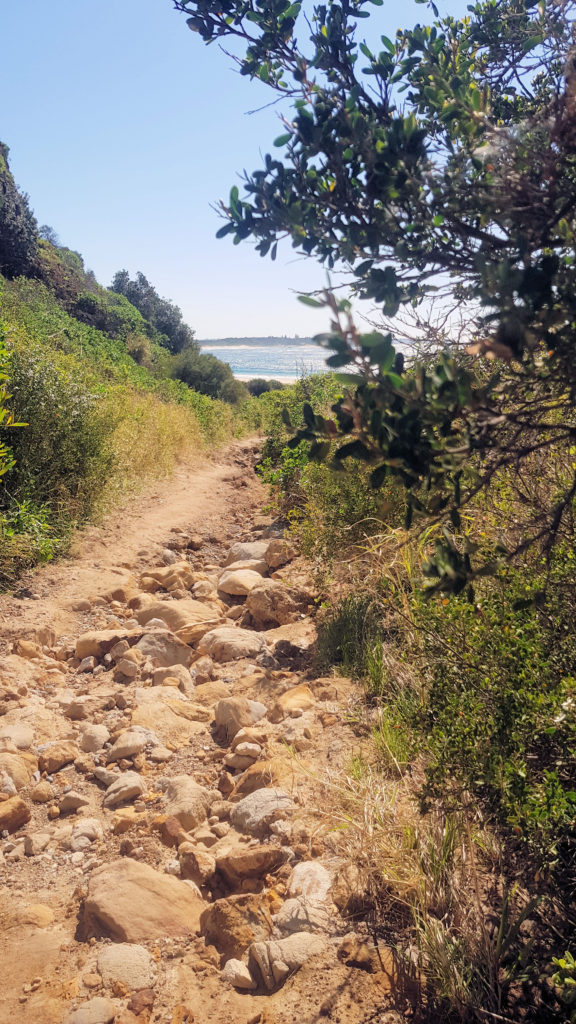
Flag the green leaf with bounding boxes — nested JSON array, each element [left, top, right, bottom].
[[302, 402, 315, 427], [334, 372, 362, 385], [326, 353, 352, 368], [309, 440, 331, 460], [370, 464, 388, 487], [335, 439, 371, 461], [298, 295, 325, 308], [274, 133, 292, 147], [229, 186, 240, 216]]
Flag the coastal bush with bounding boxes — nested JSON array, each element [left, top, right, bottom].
[[0, 283, 245, 584], [0, 143, 38, 278]]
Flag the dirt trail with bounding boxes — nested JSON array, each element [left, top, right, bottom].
[[0, 440, 265, 645], [0, 440, 411, 1024]]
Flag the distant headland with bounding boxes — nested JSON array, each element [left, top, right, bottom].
[[198, 336, 315, 347]]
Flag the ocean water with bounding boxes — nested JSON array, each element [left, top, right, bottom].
[[201, 342, 329, 382]]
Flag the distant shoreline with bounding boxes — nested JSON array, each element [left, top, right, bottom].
[[198, 336, 315, 348]]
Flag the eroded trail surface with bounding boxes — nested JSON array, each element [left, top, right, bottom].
[[0, 441, 409, 1024]]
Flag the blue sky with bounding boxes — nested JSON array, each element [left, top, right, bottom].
[[2, 0, 466, 338]]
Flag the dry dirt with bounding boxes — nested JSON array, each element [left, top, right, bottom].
[[0, 440, 416, 1024]]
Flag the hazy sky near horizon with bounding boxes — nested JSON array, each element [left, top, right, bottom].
[[2, 0, 466, 338]]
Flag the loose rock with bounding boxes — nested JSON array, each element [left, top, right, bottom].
[[230, 788, 294, 837], [83, 858, 205, 941], [97, 943, 154, 990], [103, 771, 147, 809], [221, 958, 257, 990]]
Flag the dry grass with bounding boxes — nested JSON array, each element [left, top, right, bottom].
[[93, 389, 207, 515], [303, 732, 538, 1023]]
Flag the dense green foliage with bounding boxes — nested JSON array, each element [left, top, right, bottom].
[[175, 0, 576, 589], [0, 143, 38, 278], [169, 345, 248, 403], [257, 383, 576, 1018], [0, 269, 249, 582], [110, 269, 197, 355], [246, 378, 285, 397]]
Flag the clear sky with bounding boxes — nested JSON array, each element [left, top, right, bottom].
[[1, 0, 467, 338]]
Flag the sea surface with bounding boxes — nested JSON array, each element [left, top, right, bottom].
[[201, 342, 329, 382]]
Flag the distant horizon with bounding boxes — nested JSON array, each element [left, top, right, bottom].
[[198, 334, 315, 344]]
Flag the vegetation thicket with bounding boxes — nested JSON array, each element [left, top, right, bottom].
[[173, 0, 576, 1016], [0, 142, 276, 583]]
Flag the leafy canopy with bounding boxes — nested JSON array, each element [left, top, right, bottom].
[[174, 0, 576, 591], [0, 142, 38, 278]]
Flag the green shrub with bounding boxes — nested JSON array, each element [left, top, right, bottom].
[[412, 561, 576, 868], [316, 592, 384, 678], [4, 340, 114, 520]]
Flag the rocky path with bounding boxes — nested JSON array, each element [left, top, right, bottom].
[[0, 441, 411, 1024]]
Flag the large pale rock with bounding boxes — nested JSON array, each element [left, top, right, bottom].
[[0, 750, 37, 790], [106, 728, 156, 763], [138, 561, 195, 590], [229, 759, 291, 802], [152, 665, 194, 694], [134, 631, 193, 668], [269, 683, 315, 722], [250, 932, 328, 989], [214, 697, 267, 741], [60, 790, 90, 813], [178, 842, 216, 886], [216, 844, 284, 887], [273, 895, 334, 935], [61, 687, 117, 721], [264, 619, 317, 663], [103, 771, 147, 808], [65, 997, 117, 1024], [224, 540, 269, 567], [175, 619, 224, 646], [198, 627, 268, 663], [230, 788, 294, 837], [97, 943, 154, 990], [135, 599, 214, 631], [279, 714, 315, 751], [221, 958, 257, 990], [83, 858, 205, 940], [0, 794, 31, 832], [31, 779, 54, 803], [192, 679, 229, 705], [265, 538, 297, 569], [71, 818, 104, 850], [131, 688, 207, 747], [24, 830, 52, 856], [289, 861, 332, 901], [81, 724, 111, 753], [218, 569, 264, 597], [225, 558, 268, 575], [246, 580, 311, 629], [38, 740, 79, 774], [163, 775, 211, 831], [200, 893, 272, 959], [76, 629, 139, 661], [0, 722, 34, 748]]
